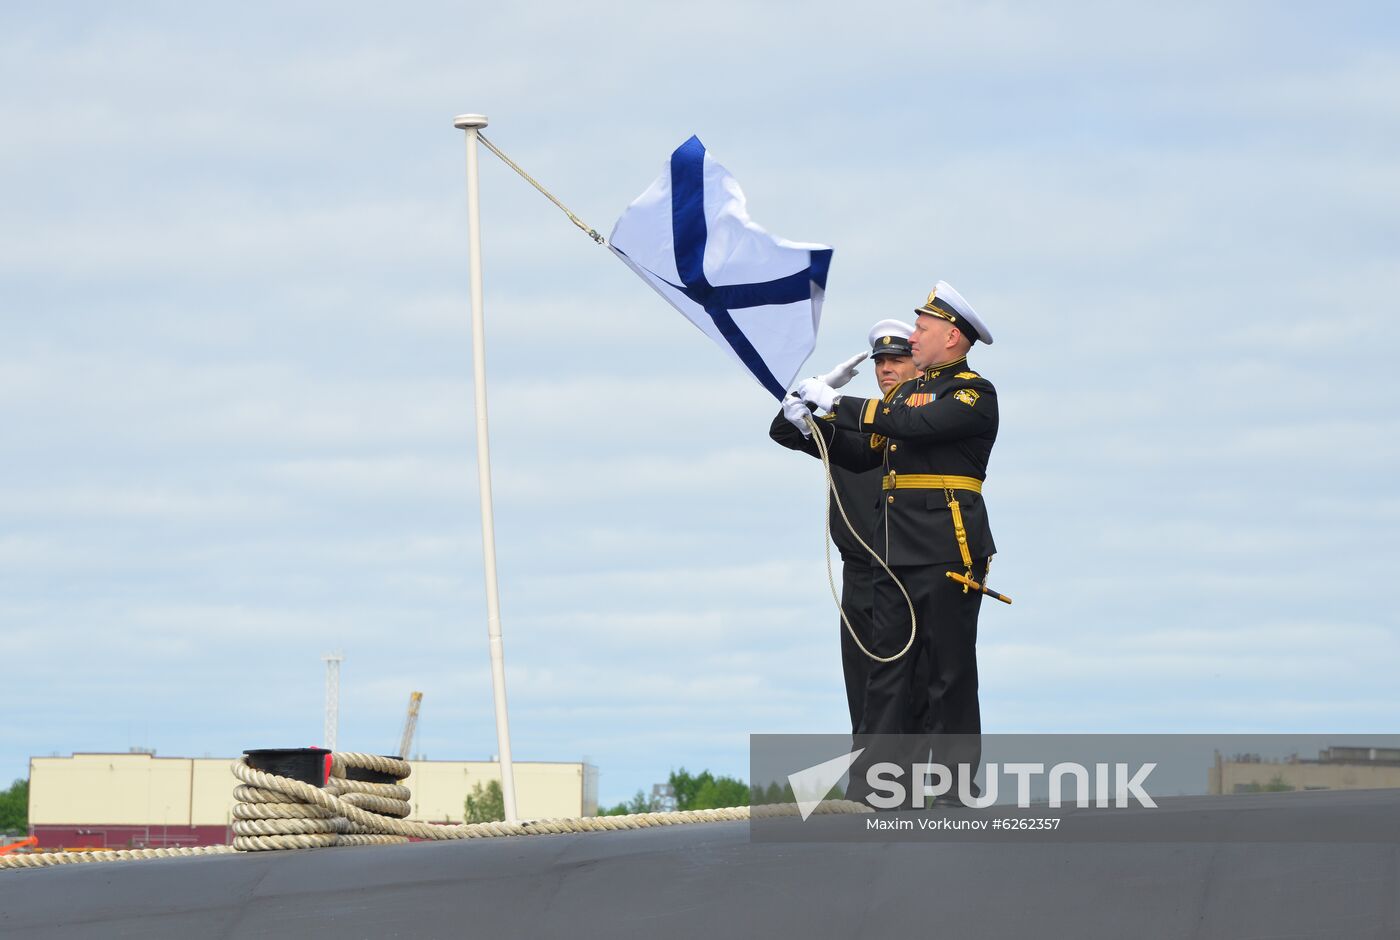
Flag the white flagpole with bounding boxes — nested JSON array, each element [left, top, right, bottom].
[[453, 112, 519, 824]]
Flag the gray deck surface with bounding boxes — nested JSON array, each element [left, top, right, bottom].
[[2, 790, 1398, 939]]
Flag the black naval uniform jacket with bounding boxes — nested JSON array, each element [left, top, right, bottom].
[[816, 356, 997, 567], [768, 411, 882, 562]]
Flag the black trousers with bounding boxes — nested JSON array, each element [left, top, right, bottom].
[[846, 558, 988, 803], [838, 558, 873, 734], [840, 559, 933, 736]]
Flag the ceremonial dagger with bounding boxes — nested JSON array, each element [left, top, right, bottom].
[[945, 571, 1013, 605]]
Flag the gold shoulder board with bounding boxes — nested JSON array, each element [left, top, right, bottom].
[[954, 388, 980, 407]]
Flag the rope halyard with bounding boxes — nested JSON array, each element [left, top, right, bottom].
[[804, 414, 919, 663], [476, 133, 607, 245], [0, 752, 869, 869]]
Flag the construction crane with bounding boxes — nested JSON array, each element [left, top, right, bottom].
[[396, 692, 423, 759]]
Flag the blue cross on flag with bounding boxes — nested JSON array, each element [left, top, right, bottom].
[[609, 136, 833, 400]]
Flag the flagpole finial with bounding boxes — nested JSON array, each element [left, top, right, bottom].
[[453, 113, 489, 129]]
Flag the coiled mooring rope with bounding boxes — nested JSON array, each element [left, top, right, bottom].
[[0, 751, 870, 869]]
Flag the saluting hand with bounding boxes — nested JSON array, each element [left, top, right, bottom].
[[818, 351, 869, 389]]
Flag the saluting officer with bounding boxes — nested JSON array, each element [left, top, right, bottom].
[[792, 281, 998, 801], [768, 320, 923, 734]]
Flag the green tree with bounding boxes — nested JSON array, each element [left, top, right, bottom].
[[670, 768, 749, 810], [463, 779, 505, 823], [598, 789, 659, 816], [691, 776, 750, 809], [594, 768, 755, 817], [752, 780, 800, 805], [0, 778, 27, 833], [669, 768, 711, 810]]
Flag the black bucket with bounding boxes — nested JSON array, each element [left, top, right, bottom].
[[344, 755, 403, 784], [244, 748, 332, 786]]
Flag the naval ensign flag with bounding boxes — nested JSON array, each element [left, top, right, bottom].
[[609, 136, 833, 399]]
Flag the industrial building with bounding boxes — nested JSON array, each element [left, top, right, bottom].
[[1209, 745, 1400, 794], [27, 752, 599, 850]]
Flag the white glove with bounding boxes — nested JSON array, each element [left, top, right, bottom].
[[818, 351, 869, 389], [782, 394, 813, 437], [794, 377, 838, 412]]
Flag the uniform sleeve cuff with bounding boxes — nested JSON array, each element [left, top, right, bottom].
[[833, 397, 876, 431]]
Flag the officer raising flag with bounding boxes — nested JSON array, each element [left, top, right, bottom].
[[454, 122, 1009, 808], [769, 320, 930, 735], [792, 281, 1002, 803]]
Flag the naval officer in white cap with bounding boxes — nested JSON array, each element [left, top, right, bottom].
[[770, 319, 924, 733], [791, 281, 1001, 804]]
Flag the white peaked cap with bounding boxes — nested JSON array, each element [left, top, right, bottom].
[[866, 318, 915, 348], [918, 280, 994, 345]]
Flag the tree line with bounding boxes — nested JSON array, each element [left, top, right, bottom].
[[463, 768, 804, 822]]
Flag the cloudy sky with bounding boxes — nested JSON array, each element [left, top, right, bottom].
[[3, 1, 1397, 805]]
